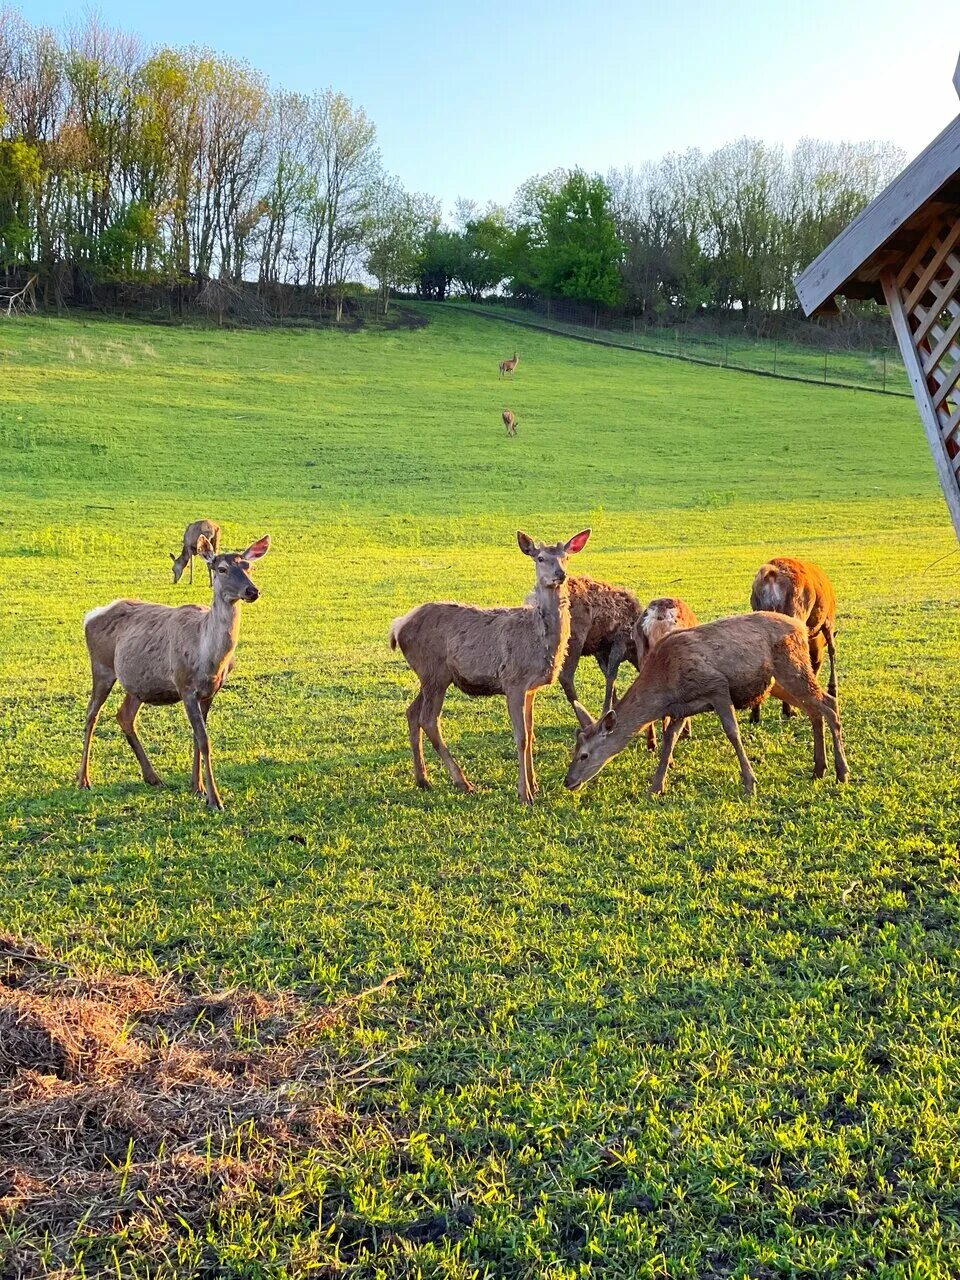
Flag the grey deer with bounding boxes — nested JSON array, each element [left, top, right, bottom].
[[390, 529, 591, 805], [78, 534, 270, 810]]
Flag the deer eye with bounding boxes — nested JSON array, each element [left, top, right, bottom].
[[580, 752, 589, 761], [218, 566, 227, 574]]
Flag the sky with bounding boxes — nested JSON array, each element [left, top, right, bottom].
[[25, 0, 960, 214]]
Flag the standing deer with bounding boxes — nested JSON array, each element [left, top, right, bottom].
[[171, 519, 221, 585], [502, 409, 518, 436], [390, 529, 591, 805], [634, 596, 700, 751], [546, 576, 644, 729], [499, 351, 520, 377], [749, 557, 837, 722], [565, 612, 849, 798], [78, 535, 270, 810]]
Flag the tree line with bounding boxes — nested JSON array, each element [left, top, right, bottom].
[[0, 8, 905, 318]]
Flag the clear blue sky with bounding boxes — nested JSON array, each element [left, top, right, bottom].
[[27, 0, 960, 213]]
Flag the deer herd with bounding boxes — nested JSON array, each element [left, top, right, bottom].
[[76, 347, 849, 811]]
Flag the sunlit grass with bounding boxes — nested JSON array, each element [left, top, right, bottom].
[[0, 308, 959, 1277]]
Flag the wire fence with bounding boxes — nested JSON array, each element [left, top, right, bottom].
[[436, 298, 910, 398]]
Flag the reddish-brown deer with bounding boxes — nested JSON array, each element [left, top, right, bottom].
[[171, 519, 221, 585], [390, 529, 591, 805], [502, 409, 518, 436], [565, 612, 849, 798], [78, 535, 270, 810], [499, 351, 520, 377], [749, 557, 837, 722]]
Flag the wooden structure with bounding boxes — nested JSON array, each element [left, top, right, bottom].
[[795, 77, 960, 541]]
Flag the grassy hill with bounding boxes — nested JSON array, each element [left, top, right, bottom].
[[1, 308, 958, 1277]]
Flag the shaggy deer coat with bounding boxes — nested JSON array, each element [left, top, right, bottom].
[[564, 611, 849, 797], [548, 575, 644, 728], [749, 557, 837, 721], [390, 530, 590, 805]]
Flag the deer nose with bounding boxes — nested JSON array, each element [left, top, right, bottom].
[[245, 586, 260, 602]]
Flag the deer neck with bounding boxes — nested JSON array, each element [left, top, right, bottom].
[[201, 593, 243, 672], [533, 579, 571, 676], [605, 670, 665, 754]]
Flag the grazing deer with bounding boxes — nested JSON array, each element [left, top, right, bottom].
[[544, 576, 644, 729], [749, 558, 837, 722], [78, 535, 270, 810], [565, 612, 849, 798], [171, 519, 221, 585], [390, 529, 591, 805], [503, 409, 518, 436], [499, 351, 520, 377], [634, 596, 700, 751]]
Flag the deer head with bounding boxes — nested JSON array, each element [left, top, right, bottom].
[[197, 535, 271, 604]]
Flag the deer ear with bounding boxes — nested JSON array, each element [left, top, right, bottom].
[[243, 534, 271, 562], [565, 528, 591, 555], [517, 531, 536, 557], [195, 535, 215, 563], [600, 708, 617, 733]]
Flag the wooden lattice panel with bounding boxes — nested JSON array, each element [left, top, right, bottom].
[[882, 220, 960, 539]]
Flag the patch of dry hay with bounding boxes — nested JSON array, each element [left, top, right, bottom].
[[0, 935, 394, 1274]]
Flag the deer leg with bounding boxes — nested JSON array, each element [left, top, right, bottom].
[[713, 699, 758, 795], [523, 689, 538, 795], [649, 716, 685, 795], [420, 684, 473, 794], [559, 643, 592, 729], [406, 690, 430, 789], [507, 689, 533, 806], [77, 669, 115, 789], [679, 716, 692, 740], [822, 623, 838, 699], [184, 692, 222, 810], [776, 670, 849, 784], [117, 692, 164, 786], [646, 722, 658, 753], [189, 554, 194, 585], [602, 642, 624, 716], [750, 700, 762, 724], [191, 697, 212, 795]]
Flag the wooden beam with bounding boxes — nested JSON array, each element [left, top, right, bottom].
[[883, 270, 960, 541], [896, 218, 946, 288], [903, 221, 960, 312]]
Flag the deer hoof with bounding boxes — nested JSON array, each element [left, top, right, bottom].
[[206, 796, 225, 812], [415, 777, 432, 790], [456, 779, 475, 795], [77, 775, 91, 790], [144, 775, 164, 788]]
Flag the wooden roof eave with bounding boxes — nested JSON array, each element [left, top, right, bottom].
[[794, 112, 960, 316]]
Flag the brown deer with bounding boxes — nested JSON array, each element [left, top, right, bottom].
[[565, 612, 849, 797], [77, 535, 270, 810], [499, 351, 520, 377], [390, 529, 591, 805], [171, 519, 221, 585], [544, 576, 644, 729], [749, 557, 837, 722], [634, 596, 700, 751], [502, 409, 518, 436]]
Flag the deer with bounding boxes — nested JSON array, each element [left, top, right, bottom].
[[633, 596, 700, 752], [171, 519, 221, 585], [499, 351, 520, 378], [540, 576, 644, 730], [502, 409, 518, 436], [564, 612, 849, 798], [749, 558, 837, 723], [389, 529, 591, 806], [77, 535, 270, 811]]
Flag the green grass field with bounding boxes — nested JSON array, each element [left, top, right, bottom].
[[1, 308, 959, 1278]]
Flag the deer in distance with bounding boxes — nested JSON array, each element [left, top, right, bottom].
[[565, 611, 849, 798], [171, 519, 221, 584], [499, 351, 520, 377], [502, 409, 518, 436], [749, 557, 837, 722], [390, 529, 591, 806], [78, 534, 270, 810]]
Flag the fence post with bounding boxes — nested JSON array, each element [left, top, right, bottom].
[[882, 350, 886, 393], [773, 340, 778, 376], [724, 338, 729, 368], [823, 351, 828, 384]]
